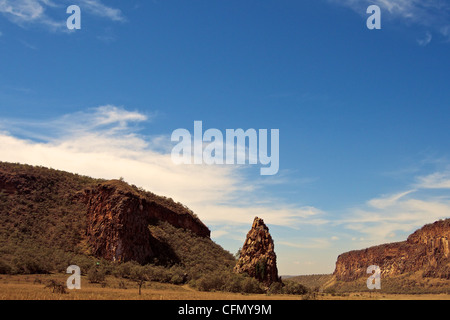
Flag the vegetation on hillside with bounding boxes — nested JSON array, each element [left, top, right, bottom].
[[0, 162, 231, 280], [0, 161, 313, 295]]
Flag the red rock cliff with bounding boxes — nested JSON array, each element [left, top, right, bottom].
[[334, 219, 450, 281], [234, 217, 280, 286], [82, 180, 210, 264]]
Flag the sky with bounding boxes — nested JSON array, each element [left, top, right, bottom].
[[0, 0, 450, 275]]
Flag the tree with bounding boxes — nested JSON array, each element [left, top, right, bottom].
[[130, 265, 148, 295], [88, 267, 106, 284], [255, 258, 267, 281], [234, 248, 242, 260], [45, 280, 67, 294]]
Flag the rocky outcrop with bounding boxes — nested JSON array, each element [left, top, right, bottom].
[[334, 219, 450, 281], [82, 180, 210, 264], [234, 217, 279, 286]]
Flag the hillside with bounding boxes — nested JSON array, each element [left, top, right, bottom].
[[334, 219, 450, 281], [0, 161, 235, 277], [328, 219, 450, 293], [288, 274, 334, 291]]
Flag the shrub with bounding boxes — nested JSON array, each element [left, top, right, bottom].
[[170, 274, 185, 285], [113, 261, 140, 278], [282, 281, 308, 295], [45, 280, 67, 294], [12, 252, 51, 274], [0, 260, 12, 274], [88, 267, 106, 283], [196, 272, 226, 292], [254, 258, 267, 281], [268, 282, 283, 294], [223, 274, 244, 293], [118, 280, 127, 289], [241, 277, 264, 294]]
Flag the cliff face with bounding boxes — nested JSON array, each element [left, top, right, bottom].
[[334, 219, 450, 281], [234, 217, 279, 286], [82, 180, 210, 264], [0, 162, 236, 276]]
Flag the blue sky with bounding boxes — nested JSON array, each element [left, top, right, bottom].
[[1, 0, 450, 275]]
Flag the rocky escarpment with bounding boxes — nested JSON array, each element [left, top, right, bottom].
[[334, 219, 450, 281], [234, 217, 280, 286], [81, 180, 210, 264]]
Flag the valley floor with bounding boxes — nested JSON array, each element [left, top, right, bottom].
[[0, 274, 449, 300]]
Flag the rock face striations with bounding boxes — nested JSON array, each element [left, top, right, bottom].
[[334, 219, 450, 281], [81, 180, 211, 264], [0, 162, 236, 274], [234, 217, 280, 286]]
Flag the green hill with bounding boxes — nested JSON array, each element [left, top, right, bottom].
[[0, 161, 235, 280]]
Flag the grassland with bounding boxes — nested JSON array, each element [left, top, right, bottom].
[[1, 274, 449, 300]]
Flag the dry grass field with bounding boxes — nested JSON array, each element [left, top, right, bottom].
[[0, 274, 449, 300]]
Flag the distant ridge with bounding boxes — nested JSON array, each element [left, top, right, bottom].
[[334, 219, 450, 281]]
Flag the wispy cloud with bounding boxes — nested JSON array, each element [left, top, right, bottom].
[[329, 0, 450, 42], [367, 189, 417, 209], [0, 0, 124, 31], [0, 0, 64, 31], [415, 171, 450, 189], [279, 238, 331, 249], [340, 184, 450, 247], [0, 106, 325, 233], [79, 0, 125, 22], [19, 39, 38, 49], [417, 31, 432, 46]]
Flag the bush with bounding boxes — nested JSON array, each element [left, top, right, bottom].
[[144, 264, 172, 283], [45, 280, 67, 294], [282, 281, 308, 295], [241, 277, 264, 294], [170, 274, 185, 285], [0, 260, 12, 274], [118, 280, 127, 289], [12, 252, 51, 274], [268, 282, 283, 294], [113, 261, 140, 278], [196, 272, 226, 292], [88, 267, 106, 283], [222, 274, 244, 293], [193, 270, 265, 294]]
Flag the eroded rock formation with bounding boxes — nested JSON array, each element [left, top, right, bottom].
[[82, 180, 210, 264], [334, 219, 450, 281], [234, 217, 279, 286]]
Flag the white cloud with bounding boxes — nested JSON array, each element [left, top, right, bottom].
[[79, 0, 125, 22], [0, 0, 124, 31], [278, 238, 331, 249], [211, 229, 229, 239], [367, 189, 416, 209], [340, 187, 450, 247], [0, 0, 44, 20], [0, 106, 324, 231], [415, 171, 450, 189], [417, 31, 432, 46], [0, 0, 64, 31], [330, 0, 450, 41]]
